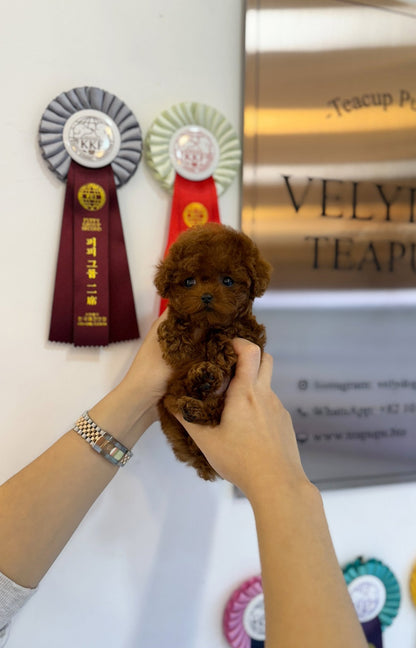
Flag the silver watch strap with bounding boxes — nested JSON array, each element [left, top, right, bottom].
[[73, 411, 132, 467]]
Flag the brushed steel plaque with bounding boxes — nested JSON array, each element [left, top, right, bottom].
[[255, 295, 416, 489], [242, 0, 416, 489], [243, 0, 416, 290]]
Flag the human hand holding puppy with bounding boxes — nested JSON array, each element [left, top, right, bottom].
[[175, 337, 308, 501]]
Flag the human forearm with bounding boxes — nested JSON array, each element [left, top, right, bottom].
[[251, 481, 367, 648], [0, 430, 115, 588], [0, 386, 152, 590], [0, 315, 171, 589], [88, 375, 157, 449], [177, 340, 367, 646]]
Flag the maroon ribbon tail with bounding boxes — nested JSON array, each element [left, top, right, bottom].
[[107, 167, 140, 343], [49, 162, 77, 344], [48, 161, 139, 346]]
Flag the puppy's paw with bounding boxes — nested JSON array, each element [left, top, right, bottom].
[[179, 397, 210, 424], [186, 362, 224, 398]]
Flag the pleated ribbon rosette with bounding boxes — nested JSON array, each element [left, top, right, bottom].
[[39, 86, 142, 346], [144, 102, 241, 313], [223, 575, 265, 648], [343, 556, 400, 647]]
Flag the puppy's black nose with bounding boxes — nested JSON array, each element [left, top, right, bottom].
[[201, 293, 213, 304]]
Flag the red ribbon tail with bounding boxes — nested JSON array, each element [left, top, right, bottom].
[[159, 174, 221, 314]]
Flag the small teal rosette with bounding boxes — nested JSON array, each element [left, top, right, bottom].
[[343, 556, 400, 647], [343, 556, 400, 629]]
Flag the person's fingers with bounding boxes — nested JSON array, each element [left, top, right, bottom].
[[230, 338, 262, 386], [174, 411, 211, 446], [157, 308, 169, 323], [172, 339, 264, 443], [136, 309, 167, 351], [257, 352, 274, 388], [149, 308, 168, 334]]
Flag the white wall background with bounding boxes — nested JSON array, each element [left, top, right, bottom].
[[0, 1, 415, 646]]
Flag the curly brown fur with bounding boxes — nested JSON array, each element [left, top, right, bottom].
[[154, 223, 272, 480]]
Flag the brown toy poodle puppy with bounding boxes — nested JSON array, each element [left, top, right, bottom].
[[154, 223, 272, 480]]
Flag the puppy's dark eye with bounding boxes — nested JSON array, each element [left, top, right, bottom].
[[222, 276, 234, 287], [183, 277, 196, 288]]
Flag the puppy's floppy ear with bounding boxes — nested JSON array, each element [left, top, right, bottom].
[[154, 258, 173, 299], [248, 248, 272, 299]]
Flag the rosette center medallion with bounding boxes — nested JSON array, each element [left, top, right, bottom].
[[63, 109, 121, 168], [169, 125, 220, 181]]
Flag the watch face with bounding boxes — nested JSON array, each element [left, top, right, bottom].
[[169, 125, 220, 181], [63, 109, 121, 168]]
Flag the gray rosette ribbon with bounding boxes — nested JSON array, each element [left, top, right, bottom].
[[39, 87, 142, 346]]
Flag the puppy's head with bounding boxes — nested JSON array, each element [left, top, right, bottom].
[[154, 224, 271, 325]]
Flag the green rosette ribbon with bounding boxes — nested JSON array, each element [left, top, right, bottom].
[[145, 101, 241, 196]]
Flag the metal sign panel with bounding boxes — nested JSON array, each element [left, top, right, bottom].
[[243, 0, 416, 289], [243, 0, 416, 489], [255, 295, 416, 489]]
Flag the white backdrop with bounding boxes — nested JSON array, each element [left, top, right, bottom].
[[0, 1, 415, 646]]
